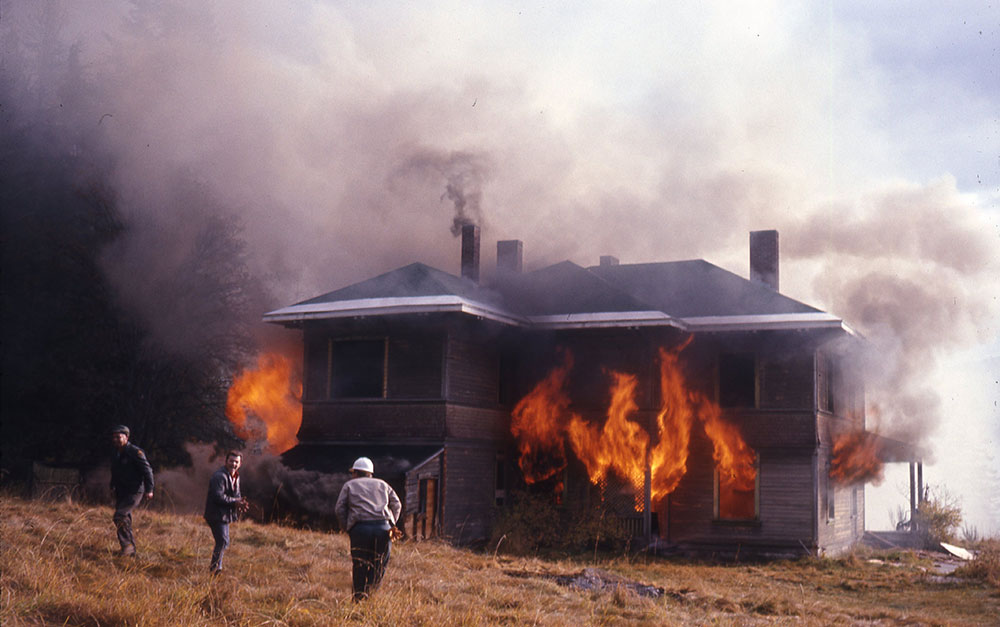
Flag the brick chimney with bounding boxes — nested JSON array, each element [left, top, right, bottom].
[[497, 239, 523, 275], [600, 255, 619, 267], [749, 229, 779, 291], [461, 224, 480, 282]]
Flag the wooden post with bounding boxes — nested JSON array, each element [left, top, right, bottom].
[[909, 462, 917, 532], [643, 458, 652, 542], [917, 462, 924, 505]]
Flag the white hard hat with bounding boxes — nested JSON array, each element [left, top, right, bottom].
[[351, 457, 374, 473]]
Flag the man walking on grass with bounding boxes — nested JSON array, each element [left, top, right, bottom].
[[204, 450, 249, 575], [335, 457, 402, 601], [109, 425, 154, 556]]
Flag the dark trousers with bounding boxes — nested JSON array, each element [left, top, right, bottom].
[[348, 521, 392, 600], [207, 520, 230, 571], [113, 491, 143, 552]]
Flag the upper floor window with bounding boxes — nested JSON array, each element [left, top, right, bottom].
[[331, 338, 386, 398], [719, 353, 756, 408]]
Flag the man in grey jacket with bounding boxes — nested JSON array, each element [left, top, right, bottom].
[[203, 451, 248, 575], [335, 457, 402, 601]]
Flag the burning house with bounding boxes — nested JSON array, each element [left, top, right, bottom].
[[265, 227, 911, 556]]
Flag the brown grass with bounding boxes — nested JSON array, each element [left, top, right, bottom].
[[2, 494, 998, 626]]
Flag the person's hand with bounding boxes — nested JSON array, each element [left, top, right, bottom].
[[144, 491, 154, 501], [237, 498, 250, 514], [389, 526, 403, 541]]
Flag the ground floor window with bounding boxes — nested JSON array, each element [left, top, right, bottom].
[[714, 454, 758, 520]]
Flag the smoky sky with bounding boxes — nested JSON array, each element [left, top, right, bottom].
[[4, 1, 999, 501]]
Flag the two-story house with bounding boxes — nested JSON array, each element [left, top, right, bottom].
[[268, 227, 900, 555]]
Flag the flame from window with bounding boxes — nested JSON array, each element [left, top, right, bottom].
[[567, 370, 649, 507], [511, 342, 756, 512], [226, 352, 303, 454], [831, 430, 884, 485], [649, 345, 694, 501], [510, 349, 575, 483]]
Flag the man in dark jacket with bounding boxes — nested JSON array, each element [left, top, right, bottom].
[[109, 425, 154, 556], [203, 451, 248, 574]]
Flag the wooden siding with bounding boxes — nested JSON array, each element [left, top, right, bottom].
[[725, 411, 816, 449], [817, 446, 865, 555], [404, 452, 443, 540], [441, 445, 498, 542], [298, 401, 447, 441], [664, 431, 817, 549], [445, 334, 500, 406], [759, 353, 814, 409], [446, 404, 510, 441]]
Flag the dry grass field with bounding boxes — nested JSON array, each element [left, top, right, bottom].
[[2, 494, 998, 626]]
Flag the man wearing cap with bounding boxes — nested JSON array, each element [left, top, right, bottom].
[[109, 425, 154, 556], [335, 457, 402, 601]]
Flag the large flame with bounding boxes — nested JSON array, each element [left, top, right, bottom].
[[510, 349, 576, 483], [226, 352, 303, 454], [649, 345, 694, 501], [831, 430, 884, 485], [511, 342, 757, 516], [701, 401, 757, 518], [567, 370, 649, 506]]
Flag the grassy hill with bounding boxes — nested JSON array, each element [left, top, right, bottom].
[[2, 494, 997, 625]]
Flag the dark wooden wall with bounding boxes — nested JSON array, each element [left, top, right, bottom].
[[441, 444, 499, 543]]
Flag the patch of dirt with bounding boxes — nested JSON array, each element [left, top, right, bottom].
[[505, 567, 666, 598]]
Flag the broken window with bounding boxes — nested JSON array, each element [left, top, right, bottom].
[[719, 353, 756, 408], [330, 338, 386, 398], [714, 453, 758, 520]]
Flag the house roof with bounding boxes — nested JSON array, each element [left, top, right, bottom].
[[264, 257, 853, 334], [587, 260, 819, 317], [297, 263, 493, 305]]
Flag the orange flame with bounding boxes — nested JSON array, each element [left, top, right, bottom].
[[510, 350, 576, 483], [567, 371, 649, 504], [701, 401, 757, 517], [226, 352, 303, 454], [510, 342, 757, 516], [649, 345, 694, 502], [831, 430, 884, 485]]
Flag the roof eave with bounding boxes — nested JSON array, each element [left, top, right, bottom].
[[263, 297, 687, 330], [683, 313, 857, 335], [262, 295, 527, 327], [528, 311, 687, 330]]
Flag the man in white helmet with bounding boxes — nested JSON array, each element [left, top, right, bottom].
[[334, 456, 402, 601]]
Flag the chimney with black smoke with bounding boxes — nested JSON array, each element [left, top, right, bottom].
[[750, 229, 779, 291], [497, 239, 523, 275], [461, 224, 480, 282]]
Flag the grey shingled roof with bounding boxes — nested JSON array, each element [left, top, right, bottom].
[[296, 262, 501, 307], [267, 256, 840, 332], [587, 260, 820, 318], [493, 261, 658, 316]]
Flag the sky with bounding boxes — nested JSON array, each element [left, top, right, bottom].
[[4, 1, 999, 534]]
